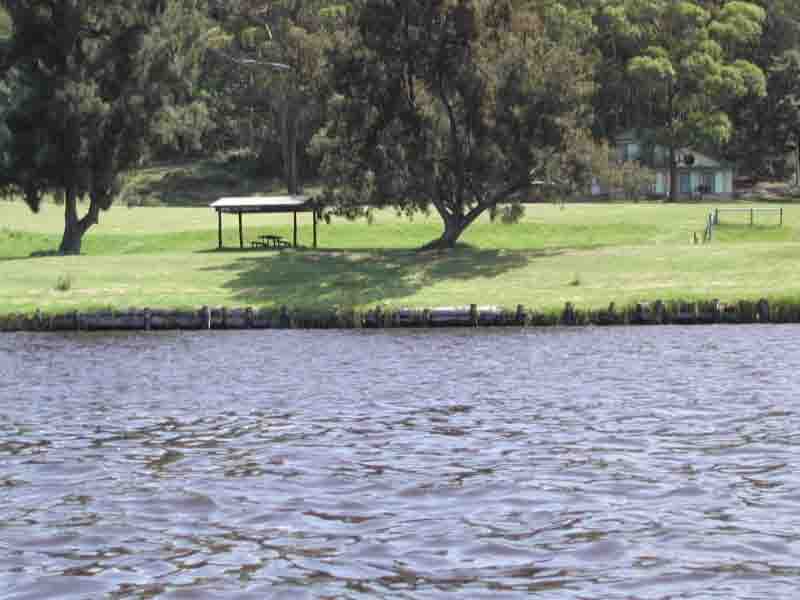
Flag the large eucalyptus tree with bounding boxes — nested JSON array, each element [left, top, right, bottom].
[[0, 0, 209, 254], [317, 0, 595, 250]]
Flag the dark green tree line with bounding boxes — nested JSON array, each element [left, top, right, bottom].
[[594, 0, 767, 200], [0, 0, 210, 254], [1, 0, 800, 254]]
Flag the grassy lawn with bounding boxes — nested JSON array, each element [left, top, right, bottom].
[[0, 9, 9, 41], [2, 197, 800, 315]]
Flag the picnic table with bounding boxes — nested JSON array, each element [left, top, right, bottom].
[[251, 234, 291, 249]]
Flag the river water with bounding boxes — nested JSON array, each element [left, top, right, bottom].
[[1, 327, 799, 599]]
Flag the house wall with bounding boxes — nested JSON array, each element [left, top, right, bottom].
[[593, 134, 736, 197], [654, 168, 734, 197], [656, 172, 666, 195], [721, 170, 733, 194]]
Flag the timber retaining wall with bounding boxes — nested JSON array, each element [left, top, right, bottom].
[[0, 299, 796, 332]]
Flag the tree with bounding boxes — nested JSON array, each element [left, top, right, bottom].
[[601, 0, 767, 200], [770, 50, 800, 185], [724, 0, 800, 178], [316, 0, 594, 250], [206, 1, 342, 193], [0, 1, 210, 254], [583, 138, 656, 200]]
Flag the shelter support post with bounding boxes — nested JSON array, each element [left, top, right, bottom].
[[239, 212, 244, 249], [293, 211, 298, 248], [218, 210, 223, 250]]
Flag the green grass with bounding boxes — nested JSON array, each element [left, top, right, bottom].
[[2, 196, 800, 315], [0, 8, 10, 41]]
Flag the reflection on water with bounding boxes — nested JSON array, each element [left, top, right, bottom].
[[1, 327, 800, 598]]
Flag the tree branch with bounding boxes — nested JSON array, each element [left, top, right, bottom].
[[208, 47, 291, 71]]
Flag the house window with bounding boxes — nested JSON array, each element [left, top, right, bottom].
[[624, 143, 640, 162], [700, 172, 714, 194], [679, 173, 691, 195]]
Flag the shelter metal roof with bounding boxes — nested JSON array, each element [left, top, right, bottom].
[[210, 196, 315, 213]]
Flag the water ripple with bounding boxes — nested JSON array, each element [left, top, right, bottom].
[[1, 326, 800, 598]]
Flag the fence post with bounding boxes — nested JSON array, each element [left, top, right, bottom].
[[781, 207, 784, 226], [750, 207, 754, 227]]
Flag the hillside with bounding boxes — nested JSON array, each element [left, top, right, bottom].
[[0, 9, 9, 40]]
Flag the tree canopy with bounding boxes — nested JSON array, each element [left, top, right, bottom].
[[596, 0, 767, 199], [202, 1, 344, 192], [2, 0, 800, 253], [0, 0, 210, 254], [315, 0, 595, 249]]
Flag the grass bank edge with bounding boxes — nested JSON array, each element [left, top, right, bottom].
[[3, 295, 800, 326]]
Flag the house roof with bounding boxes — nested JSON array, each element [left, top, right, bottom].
[[614, 130, 733, 169]]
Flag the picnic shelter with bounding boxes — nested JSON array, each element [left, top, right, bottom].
[[210, 196, 319, 250]]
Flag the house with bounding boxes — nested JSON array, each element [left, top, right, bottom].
[[609, 130, 735, 199]]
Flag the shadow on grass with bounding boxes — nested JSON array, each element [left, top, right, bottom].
[[203, 247, 550, 308]]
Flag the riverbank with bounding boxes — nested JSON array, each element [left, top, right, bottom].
[[3, 200, 800, 317], [4, 297, 799, 332]]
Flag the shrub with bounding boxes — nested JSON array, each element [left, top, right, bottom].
[[55, 274, 73, 292]]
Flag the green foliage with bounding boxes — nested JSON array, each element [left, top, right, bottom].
[[609, 0, 767, 197], [0, 8, 10, 40], [54, 274, 73, 292], [721, 0, 800, 176], [318, 0, 595, 249], [202, 0, 340, 192], [1, 0, 799, 231], [152, 101, 213, 156], [578, 136, 655, 199], [0, 0, 211, 253]]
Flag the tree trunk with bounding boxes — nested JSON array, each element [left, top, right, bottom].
[[421, 213, 469, 251], [288, 109, 299, 195], [795, 144, 799, 188], [281, 101, 300, 196], [58, 188, 98, 255], [59, 188, 84, 255], [668, 145, 678, 202]]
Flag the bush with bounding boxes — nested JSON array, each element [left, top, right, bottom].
[[55, 274, 73, 292]]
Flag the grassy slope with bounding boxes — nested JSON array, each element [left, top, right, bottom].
[[2, 197, 799, 315], [0, 9, 9, 42], [120, 160, 291, 208]]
